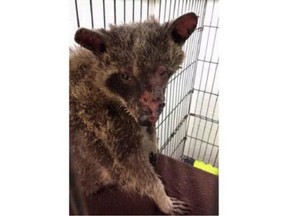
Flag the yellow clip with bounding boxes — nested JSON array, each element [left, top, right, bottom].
[[193, 160, 219, 176]]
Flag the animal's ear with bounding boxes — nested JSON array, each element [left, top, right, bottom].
[[170, 12, 198, 45], [74, 28, 106, 53]]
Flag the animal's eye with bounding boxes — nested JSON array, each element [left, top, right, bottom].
[[121, 73, 131, 81]]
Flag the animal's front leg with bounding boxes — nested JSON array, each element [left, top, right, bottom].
[[115, 154, 190, 215], [149, 151, 158, 169], [140, 126, 158, 169]]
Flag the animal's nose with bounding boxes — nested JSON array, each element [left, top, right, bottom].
[[157, 102, 165, 114], [159, 102, 165, 109]]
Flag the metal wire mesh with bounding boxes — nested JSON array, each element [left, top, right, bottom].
[[70, 0, 219, 168]]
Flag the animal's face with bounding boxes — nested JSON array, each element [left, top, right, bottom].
[[74, 13, 198, 126]]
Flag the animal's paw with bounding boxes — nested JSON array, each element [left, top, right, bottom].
[[159, 196, 191, 215], [170, 197, 191, 215]]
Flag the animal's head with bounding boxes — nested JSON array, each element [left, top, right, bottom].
[[74, 12, 198, 126]]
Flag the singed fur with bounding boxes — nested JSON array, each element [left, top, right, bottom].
[[70, 14, 198, 214]]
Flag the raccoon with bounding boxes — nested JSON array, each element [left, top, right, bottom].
[[70, 12, 198, 214]]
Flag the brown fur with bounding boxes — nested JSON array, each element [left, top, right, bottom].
[[70, 13, 198, 214]]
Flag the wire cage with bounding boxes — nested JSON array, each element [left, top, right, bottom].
[[70, 0, 219, 168]]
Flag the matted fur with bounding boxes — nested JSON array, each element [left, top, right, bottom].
[[70, 13, 197, 214]]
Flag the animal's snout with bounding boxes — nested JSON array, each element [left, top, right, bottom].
[[157, 102, 165, 115], [139, 91, 166, 125]]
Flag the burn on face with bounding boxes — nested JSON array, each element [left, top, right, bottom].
[[137, 65, 171, 126], [106, 65, 174, 126]]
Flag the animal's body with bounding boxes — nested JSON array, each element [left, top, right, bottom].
[[70, 12, 198, 214]]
